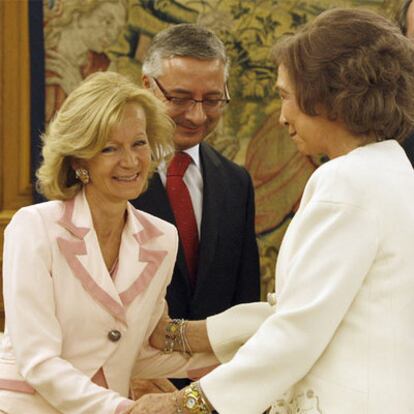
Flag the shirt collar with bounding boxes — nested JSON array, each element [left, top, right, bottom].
[[181, 144, 200, 169], [158, 144, 201, 175]]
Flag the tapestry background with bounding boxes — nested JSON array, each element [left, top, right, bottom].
[[43, 0, 398, 299]]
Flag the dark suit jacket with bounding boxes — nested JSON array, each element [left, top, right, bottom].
[[402, 131, 414, 168], [131, 142, 261, 320]]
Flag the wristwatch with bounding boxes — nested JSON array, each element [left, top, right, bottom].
[[182, 382, 212, 414]]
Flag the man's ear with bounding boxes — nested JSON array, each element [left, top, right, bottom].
[[142, 75, 151, 89]]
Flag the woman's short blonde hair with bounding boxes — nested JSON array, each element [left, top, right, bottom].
[[272, 8, 414, 143], [37, 71, 174, 200]]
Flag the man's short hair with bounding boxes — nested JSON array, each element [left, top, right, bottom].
[[142, 23, 230, 80]]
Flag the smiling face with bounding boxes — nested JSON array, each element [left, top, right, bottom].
[[144, 56, 226, 150], [77, 102, 151, 208]]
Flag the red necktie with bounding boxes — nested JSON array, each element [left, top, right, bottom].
[[166, 152, 199, 287]]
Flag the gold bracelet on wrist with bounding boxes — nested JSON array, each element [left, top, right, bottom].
[[163, 319, 193, 357], [181, 382, 212, 414], [163, 319, 183, 353], [180, 319, 193, 357]]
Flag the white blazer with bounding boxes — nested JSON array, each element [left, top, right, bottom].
[[203, 141, 414, 414], [0, 190, 217, 414]]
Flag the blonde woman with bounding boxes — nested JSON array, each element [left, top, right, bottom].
[[0, 71, 217, 414]]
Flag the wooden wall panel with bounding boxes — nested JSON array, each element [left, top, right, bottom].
[[0, 1, 32, 330]]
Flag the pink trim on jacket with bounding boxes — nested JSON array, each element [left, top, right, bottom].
[[57, 197, 89, 239], [0, 379, 35, 394], [132, 209, 164, 243], [56, 197, 168, 322], [119, 247, 168, 307], [57, 237, 127, 324]]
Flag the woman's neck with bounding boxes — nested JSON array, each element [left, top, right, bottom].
[[325, 127, 367, 159], [84, 188, 127, 239]]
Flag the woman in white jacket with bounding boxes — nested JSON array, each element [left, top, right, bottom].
[[0, 71, 217, 414], [130, 8, 414, 414]]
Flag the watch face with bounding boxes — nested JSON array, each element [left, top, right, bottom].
[[186, 396, 197, 410]]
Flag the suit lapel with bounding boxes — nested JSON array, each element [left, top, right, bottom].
[[138, 174, 175, 222], [56, 191, 168, 325], [194, 143, 223, 296], [137, 173, 192, 292]]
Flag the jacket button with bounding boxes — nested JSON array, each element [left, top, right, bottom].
[[267, 292, 277, 306], [107, 329, 121, 342]]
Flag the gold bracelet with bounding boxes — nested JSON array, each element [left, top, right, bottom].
[[163, 319, 184, 353], [180, 319, 193, 358], [181, 382, 212, 414], [163, 319, 193, 357]]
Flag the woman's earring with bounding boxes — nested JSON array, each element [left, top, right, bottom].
[[75, 168, 90, 184]]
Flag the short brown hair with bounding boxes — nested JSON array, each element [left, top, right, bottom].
[[37, 71, 174, 200], [272, 8, 414, 142]]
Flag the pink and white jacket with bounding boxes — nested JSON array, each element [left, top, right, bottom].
[[0, 190, 217, 414]]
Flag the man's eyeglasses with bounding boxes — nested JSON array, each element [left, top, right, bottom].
[[151, 77, 230, 113]]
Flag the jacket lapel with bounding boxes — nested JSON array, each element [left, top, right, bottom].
[[194, 143, 223, 294], [116, 204, 168, 307], [138, 173, 175, 222], [137, 173, 192, 291], [56, 191, 168, 325], [56, 192, 127, 324]]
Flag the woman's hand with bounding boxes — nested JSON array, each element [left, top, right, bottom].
[[125, 391, 177, 414], [150, 315, 212, 353], [130, 378, 177, 400], [149, 314, 170, 350]]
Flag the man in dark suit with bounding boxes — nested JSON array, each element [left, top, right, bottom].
[[132, 23, 260, 358], [397, 0, 414, 167]]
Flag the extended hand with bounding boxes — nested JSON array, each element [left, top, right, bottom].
[[125, 392, 177, 414], [130, 378, 177, 400]]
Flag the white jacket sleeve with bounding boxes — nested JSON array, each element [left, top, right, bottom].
[[2, 208, 132, 414], [201, 199, 379, 414], [206, 302, 275, 363]]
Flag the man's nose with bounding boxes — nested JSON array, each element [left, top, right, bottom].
[[185, 101, 208, 124]]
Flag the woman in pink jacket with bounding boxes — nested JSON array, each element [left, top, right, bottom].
[[0, 71, 217, 414]]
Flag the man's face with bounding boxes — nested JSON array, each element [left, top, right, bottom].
[[144, 56, 227, 150], [407, 0, 414, 38]]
